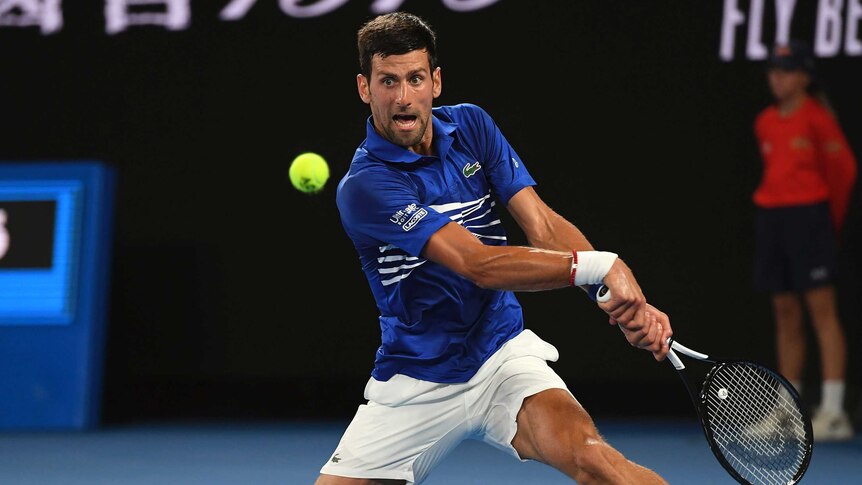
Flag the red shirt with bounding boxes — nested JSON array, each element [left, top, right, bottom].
[[753, 96, 858, 233]]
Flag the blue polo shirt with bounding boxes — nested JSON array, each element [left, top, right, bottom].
[[336, 103, 536, 383]]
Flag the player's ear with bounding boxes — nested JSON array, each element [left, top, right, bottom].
[[357, 74, 371, 104], [432, 67, 442, 99]]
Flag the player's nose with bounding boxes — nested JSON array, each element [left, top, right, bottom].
[[395, 81, 411, 106]]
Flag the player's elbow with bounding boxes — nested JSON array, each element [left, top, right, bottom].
[[527, 232, 554, 251], [465, 269, 498, 290]]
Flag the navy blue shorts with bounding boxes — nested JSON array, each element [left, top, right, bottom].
[[753, 202, 837, 293]]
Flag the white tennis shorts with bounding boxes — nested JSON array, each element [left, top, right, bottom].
[[318, 329, 571, 484]]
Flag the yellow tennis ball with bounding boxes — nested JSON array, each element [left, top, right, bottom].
[[289, 152, 329, 194]]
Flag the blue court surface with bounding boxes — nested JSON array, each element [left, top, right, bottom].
[[1, 418, 859, 484]]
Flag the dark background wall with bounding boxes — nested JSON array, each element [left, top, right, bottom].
[[3, 0, 861, 423]]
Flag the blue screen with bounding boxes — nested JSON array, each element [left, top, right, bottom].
[[0, 180, 81, 325]]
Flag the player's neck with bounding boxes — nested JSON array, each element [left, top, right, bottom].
[[408, 142, 434, 156], [407, 128, 435, 156], [776, 92, 807, 117]]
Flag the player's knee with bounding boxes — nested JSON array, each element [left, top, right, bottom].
[[543, 430, 613, 478], [571, 440, 616, 480]]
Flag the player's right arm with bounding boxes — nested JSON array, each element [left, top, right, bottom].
[[423, 218, 639, 319], [422, 221, 573, 291], [422, 225, 668, 358]]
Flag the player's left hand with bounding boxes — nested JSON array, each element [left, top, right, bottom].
[[612, 303, 672, 361], [597, 259, 646, 325]]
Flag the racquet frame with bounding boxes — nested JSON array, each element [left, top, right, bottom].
[[667, 338, 813, 485]]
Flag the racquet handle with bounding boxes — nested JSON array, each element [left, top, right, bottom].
[[592, 284, 611, 303]]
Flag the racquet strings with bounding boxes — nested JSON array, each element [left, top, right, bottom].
[[702, 362, 809, 485]]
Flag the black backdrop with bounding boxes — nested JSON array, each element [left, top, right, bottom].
[[3, 1, 861, 423]]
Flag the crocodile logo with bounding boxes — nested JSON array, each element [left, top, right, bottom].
[[463, 161, 482, 178]]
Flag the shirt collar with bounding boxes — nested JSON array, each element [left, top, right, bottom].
[[364, 112, 458, 164]]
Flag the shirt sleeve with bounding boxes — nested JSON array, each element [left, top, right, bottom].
[[336, 166, 454, 257], [811, 107, 858, 233], [465, 104, 537, 205]]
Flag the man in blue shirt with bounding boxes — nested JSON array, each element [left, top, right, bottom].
[[318, 12, 672, 485]]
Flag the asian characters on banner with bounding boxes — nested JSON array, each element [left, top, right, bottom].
[[0, 0, 63, 34], [4, 0, 861, 61], [105, 0, 190, 34], [0, 0, 502, 35]]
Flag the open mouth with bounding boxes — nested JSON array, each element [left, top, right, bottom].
[[393, 114, 418, 129]]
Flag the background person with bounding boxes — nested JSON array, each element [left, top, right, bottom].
[[752, 40, 858, 442]]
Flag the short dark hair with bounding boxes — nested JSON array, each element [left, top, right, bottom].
[[357, 12, 438, 78]]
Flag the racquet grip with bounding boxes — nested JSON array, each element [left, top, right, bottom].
[[588, 284, 611, 303]]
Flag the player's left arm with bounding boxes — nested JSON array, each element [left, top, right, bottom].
[[506, 186, 672, 360], [469, 102, 668, 356], [505, 186, 593, 253]]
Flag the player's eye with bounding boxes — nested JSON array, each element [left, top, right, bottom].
[[382, 78, 394, 86], [410, 76, 423, 85]]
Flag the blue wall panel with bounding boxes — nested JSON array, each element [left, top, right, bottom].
[[0, 162, 115, 429]]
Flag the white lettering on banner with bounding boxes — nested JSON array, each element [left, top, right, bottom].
[[279, 0, 349, 18], [222, 0, 349, 20], [220, 0, 254, 20], [775, 0, 798, 45], [105, 0, 190, 34], [720, 0, 746, 61], [747, 0, 768, 59], [370, 0, 401, 14], [441, 0, 501, 12], [0, 0, 63, 34], [721, 0, 862, 60], [222, 0, 502, 21], [846, 0, 862, 54], [816, 0, 844, 56], [0, 0, 503, 33]]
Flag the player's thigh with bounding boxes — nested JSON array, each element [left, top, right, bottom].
[[315, 475, 405, 485], [510, 388, 602, 464]]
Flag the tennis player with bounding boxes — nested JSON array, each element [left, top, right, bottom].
[[317, 12, 672, 484]]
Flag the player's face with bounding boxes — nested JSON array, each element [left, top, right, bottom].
[[767, 68, 809, 103], [357, 49, 442, 155]]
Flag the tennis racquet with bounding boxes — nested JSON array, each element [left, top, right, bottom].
[[594, 285, 813, 485]]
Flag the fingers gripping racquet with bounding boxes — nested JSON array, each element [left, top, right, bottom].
[[593, 285, 813, 485]]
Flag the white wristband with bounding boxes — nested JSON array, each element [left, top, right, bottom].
[[572, 251, 618, 286]]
